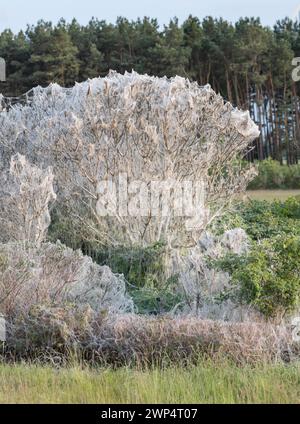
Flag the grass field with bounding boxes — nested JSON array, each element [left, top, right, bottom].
[[245, 190, 300, 201], [0, 361, 299, 404]]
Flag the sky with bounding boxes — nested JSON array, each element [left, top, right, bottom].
[[1, 0, 300, 32]]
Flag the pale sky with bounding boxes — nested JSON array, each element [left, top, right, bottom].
[[1, 0, 300, 32]]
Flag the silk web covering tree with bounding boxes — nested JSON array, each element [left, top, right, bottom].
[[0, 71, 259, 248]]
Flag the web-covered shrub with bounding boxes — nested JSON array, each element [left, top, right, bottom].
[[169, 228, 262, 321], [0, 71, 259, 248], [0, 241, 133, 318], [0, 154, 56, 244]]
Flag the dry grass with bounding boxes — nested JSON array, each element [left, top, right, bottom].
[[96, 315, 296, 366], [5, 310, 298, 366]]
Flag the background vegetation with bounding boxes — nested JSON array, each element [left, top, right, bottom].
[[248, 160, 300, 189]]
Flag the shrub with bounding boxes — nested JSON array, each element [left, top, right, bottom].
[[216, 235, 300, 319], [0, 154, 56, 244], [213, 198, 300, 241], [0, 241, 133, 318], [0, 72, 259, 248]]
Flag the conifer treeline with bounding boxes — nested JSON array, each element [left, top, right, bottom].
[[1, 16, 300, 163]]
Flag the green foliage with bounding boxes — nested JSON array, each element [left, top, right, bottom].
[[0, 15, 295, 98], [89, 242, 166, 288], [248, 159, 300, 190], [212, 197, 300, 318], [216, 235, 300, 318], [212, 197, 300, 240], [210, 208, 246, 236], [235, 198, 300, 240], [28, 20, 79, 87], [129, 278, 181, 315]]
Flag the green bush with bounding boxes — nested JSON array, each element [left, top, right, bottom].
[[211, 198, 300, 241], [239, 198, 300, 240], [216, 235, 300, 319], [248, 159, 300, 190]]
